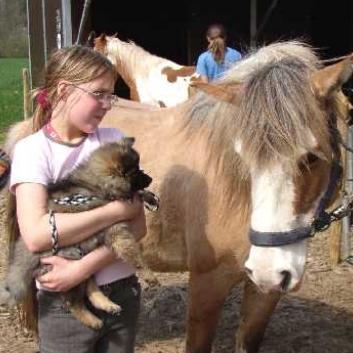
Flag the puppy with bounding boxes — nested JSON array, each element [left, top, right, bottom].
[[0, 137, 159, 329]]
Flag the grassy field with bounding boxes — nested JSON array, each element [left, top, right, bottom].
[[0, 58, 29, 142]]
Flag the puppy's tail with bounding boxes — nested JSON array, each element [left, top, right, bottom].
[[0, 278, 38, 337]]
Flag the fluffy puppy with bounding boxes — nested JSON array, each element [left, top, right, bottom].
[[0, 137, 159, 329]]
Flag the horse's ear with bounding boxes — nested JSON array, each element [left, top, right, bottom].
[[98, 32, 106, 41], [86, 31, 96, 47], [112, 32, 118, 38], [191, 81, 240, 104], [94, 33, 107, 52], [313, 54, 353, 98]]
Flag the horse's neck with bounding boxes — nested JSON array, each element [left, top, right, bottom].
[[111, 40, 169, 85], [114, 59, 136, 89]]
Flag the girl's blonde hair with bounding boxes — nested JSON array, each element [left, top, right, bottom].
[[206, 23, 227, 65], [32, 45, 116, 131]]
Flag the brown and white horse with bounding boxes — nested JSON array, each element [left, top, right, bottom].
[[93, 33, 199, 107], [3, 41, 353, 352]]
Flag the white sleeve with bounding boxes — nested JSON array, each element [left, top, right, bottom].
[[10, 138, 51, 193]]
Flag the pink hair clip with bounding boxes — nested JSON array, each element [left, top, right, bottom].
[[36, 88, 52, 111]]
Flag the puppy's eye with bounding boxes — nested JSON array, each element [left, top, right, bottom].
[[124, 167, 139, 177]]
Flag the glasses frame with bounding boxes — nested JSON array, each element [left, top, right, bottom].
[[70, 84, 119, 106]]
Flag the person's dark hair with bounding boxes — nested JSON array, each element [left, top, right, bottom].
[[206, 23, 227, 64]]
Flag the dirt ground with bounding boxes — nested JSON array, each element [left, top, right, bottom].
[[1, 190, 353, 353]]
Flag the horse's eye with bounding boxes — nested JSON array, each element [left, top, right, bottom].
[[306, 153, 319, 164], [299, 153, 319, 169]]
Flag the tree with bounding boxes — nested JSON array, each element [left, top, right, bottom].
[[0, 0, 28, 57]]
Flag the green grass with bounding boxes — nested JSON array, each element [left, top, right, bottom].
[[0, 58, 29, 142]]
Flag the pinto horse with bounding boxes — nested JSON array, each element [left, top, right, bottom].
[[93, 33, 200, 107], [3, 41, 353, 353]]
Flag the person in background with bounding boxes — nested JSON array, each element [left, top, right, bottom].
[[9, 45, 146, 353], [196, 23, 242, 82]]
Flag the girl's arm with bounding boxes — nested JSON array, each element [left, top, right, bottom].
[[15, 182, 144, 253], [36, 206, 147, 291], [37, 246, 116, 292]]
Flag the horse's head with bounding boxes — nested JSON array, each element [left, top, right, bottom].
[[195, 42, 353, 293], [93, 33, 108, 55], [92, 32, 138, 90]]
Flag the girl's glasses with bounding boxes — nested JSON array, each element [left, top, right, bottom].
[[70, 84, 119, 106]]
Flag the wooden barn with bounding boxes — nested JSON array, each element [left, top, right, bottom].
[[27, 0, 353, 97]]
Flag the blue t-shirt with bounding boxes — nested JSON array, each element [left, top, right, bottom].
[[196, 47, 242, 82]]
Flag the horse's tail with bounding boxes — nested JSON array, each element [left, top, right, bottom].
[[5, 192, 38, 336], [1, 118, 34, 192], [0, 119, 38, 334]]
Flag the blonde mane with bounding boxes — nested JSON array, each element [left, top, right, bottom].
[[185, 41, 338, 176], [106, 36, 181, 82]]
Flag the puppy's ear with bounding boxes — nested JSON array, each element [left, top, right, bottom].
[[122, 137, 135, 147]]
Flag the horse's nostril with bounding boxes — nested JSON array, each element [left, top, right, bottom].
[[280, 270, 292, 292]]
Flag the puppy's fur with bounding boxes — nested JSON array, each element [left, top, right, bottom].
[[0, 137, 159, 329]]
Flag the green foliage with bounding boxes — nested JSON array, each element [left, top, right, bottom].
[[0, 58, 29, 141]]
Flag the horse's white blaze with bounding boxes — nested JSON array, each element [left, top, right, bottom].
[[245, 164, 308, 292], [251, 165, 297, 231]]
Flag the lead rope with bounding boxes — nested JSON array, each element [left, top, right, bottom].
[[48, 210, 59, 255]]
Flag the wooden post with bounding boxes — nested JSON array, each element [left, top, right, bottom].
[[22, 68, 30, 120], [329, 96, 351, 265], [329, 206, 342, 265]]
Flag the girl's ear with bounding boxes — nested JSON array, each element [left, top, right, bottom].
[[57, 80, 71, 101]]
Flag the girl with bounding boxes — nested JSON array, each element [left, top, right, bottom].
[[9, 45, 146, 353], [196, 23, 242, 82]]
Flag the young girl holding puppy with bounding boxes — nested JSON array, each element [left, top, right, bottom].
[[10, 45, 146, 353]]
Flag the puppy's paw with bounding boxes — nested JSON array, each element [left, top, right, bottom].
[[107, 303, 122, 315]]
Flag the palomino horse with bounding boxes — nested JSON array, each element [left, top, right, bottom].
[[93, 33, 199, 107], [100, 41, 353, 353], [2, 41, 353, 353]]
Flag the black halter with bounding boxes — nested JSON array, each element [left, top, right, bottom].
[[249, 114, 345, 247]]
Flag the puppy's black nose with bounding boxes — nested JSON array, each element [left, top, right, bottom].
[[142, 174, 152, 188], [135, 171, 152, 189]]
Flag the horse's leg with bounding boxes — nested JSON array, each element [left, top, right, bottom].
[[236, 278, 281, 353], [186, 266, 239, 353]]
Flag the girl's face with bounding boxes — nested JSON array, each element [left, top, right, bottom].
[[66, 72, 116, 134]]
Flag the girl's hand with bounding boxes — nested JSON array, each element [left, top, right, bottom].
[[37, 256, 86, 292], [105, 193, 145, 223], [129, 204, 147, 241]]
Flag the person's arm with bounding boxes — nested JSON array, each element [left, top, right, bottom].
[[37, 246, 116, 292], [200, 75, 208, 83], [15, 182, 143, 253], [196, 53, 209, 83], [36, 204, 147, 292]]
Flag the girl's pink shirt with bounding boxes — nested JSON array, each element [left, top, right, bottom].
[[10, 127, 136, 286]]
